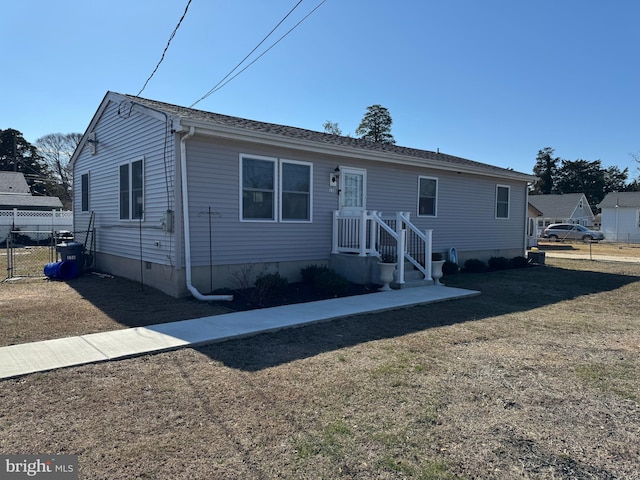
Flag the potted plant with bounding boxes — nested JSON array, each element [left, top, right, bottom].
[[431, 252, 445, 286], [377, 252, 397, 291]]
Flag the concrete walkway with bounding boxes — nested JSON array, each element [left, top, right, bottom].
[[543, 251, 640, 263], [0, 285, 479, 380]]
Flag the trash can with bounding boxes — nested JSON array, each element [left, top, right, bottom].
[[56, 241, 84, 271], [527, 250, 546, 265]]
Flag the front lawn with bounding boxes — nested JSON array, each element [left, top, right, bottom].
[[1, 258, 639, 479]]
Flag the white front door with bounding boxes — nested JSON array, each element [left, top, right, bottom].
[[339, 167, 366, 214]]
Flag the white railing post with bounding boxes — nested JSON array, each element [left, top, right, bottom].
[[359, 210, 368, 256], [331, 210, 339, 254], [13, 208, 18, 226], [369, 210, 377, 255], [395, 211, 405, 265], [426, 229, 433, 280], [397, 229, 406, 285]]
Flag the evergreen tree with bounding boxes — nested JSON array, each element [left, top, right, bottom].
[[355, 105, 395, 144], [0, 128, 54, 196], [531, 147, 560, 194], [557, 159, 606, 206]]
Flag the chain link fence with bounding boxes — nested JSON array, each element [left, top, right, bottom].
[[4, 231, 56, 279]]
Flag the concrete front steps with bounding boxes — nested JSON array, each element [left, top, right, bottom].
[[392, 262, 434, 289]]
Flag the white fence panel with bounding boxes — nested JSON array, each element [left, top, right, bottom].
[[0, 209, 73, 240]]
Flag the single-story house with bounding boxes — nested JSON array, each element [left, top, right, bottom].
[[0, 172, 66, 241], [0, 172, 63, 210], [528, 193, 596, 235], [70, 92, 535, 298], [598, 192, 640, 243]]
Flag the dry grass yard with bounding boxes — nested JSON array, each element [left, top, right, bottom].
[[1, 251, 639, 479]]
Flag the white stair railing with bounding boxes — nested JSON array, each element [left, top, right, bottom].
[[332, 210, 433, 285]]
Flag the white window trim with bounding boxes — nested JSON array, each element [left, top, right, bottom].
[[119, 157, 144, 221], [81, 172, 90, 212], [496, 184, 510, 219], [239, 154, 278, 223], [279, 158, 313, 223], [417, 175, 438, 217]]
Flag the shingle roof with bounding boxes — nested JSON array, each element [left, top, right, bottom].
[[122, 93, 532, 181], [0, 172, 31, 194], [528, 193, 588, 218], [0, 193, 62, 208], [598, 191, 640, 208]]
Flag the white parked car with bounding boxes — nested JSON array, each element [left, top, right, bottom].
[[542, 224, 604, 242]]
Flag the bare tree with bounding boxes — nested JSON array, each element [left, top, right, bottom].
[[323, 120, 342, 135], [35, 133, 81, 209]]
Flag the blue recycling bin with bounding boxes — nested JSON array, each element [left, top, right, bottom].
[[56, 241, 84, 272]]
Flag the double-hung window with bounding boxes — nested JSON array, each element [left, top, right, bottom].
[[281, 160, 312, 221], [496, 184, 510, 219], [418, 176, 438, 216], [120, 158, 144, 220], [240, 155, 312, 222], [241, 156, 277, 221]]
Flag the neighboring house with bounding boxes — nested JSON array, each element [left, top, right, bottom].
[[0, 172, 67, 241], [0, 172, 63, 210], [526, 202, 543, 247], [598, 192, 640, 243], [69, 91, 535, 298], [528, 193, 596, 235]]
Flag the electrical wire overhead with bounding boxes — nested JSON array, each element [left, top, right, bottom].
[[190, 0, 327, 108], [136, 0, 193, 97]]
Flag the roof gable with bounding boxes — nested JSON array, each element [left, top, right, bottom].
[[528, 193, 591, 218], [599, 191, 640, 208], [0, 172, 31, 194]]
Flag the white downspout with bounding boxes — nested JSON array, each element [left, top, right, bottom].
[[180, 126, 233, 301]]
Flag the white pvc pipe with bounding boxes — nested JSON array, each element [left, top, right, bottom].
[[180, 127, 233, 301]]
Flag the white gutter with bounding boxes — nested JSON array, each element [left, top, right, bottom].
[[177, 119, 536, 183], [180, 126, 233, 301]]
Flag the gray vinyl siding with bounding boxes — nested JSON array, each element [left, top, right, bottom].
[[72, 100, 177, 265], [183, 136, 527, 266], [73, 95, 527, 275], [362, 161, 526, 253], [184, 137, 337, 266]]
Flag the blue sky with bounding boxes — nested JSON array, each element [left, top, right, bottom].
[[3, 0, 639, 178]]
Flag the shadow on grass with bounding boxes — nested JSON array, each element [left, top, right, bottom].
[[68, 274, 233, 328], [194, 264, 639, 371]]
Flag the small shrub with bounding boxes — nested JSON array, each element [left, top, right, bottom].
[[442, 260, 459, 276], [510, 256, 529, 269], [300, 264, 330, 284], [315, 270, 350, 297], [230, 263, 269, 291], [254, 273, 288, 303], [432, 252, 444, 261], [463, 258, 486, 273], [488, 256, 510, 271]]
